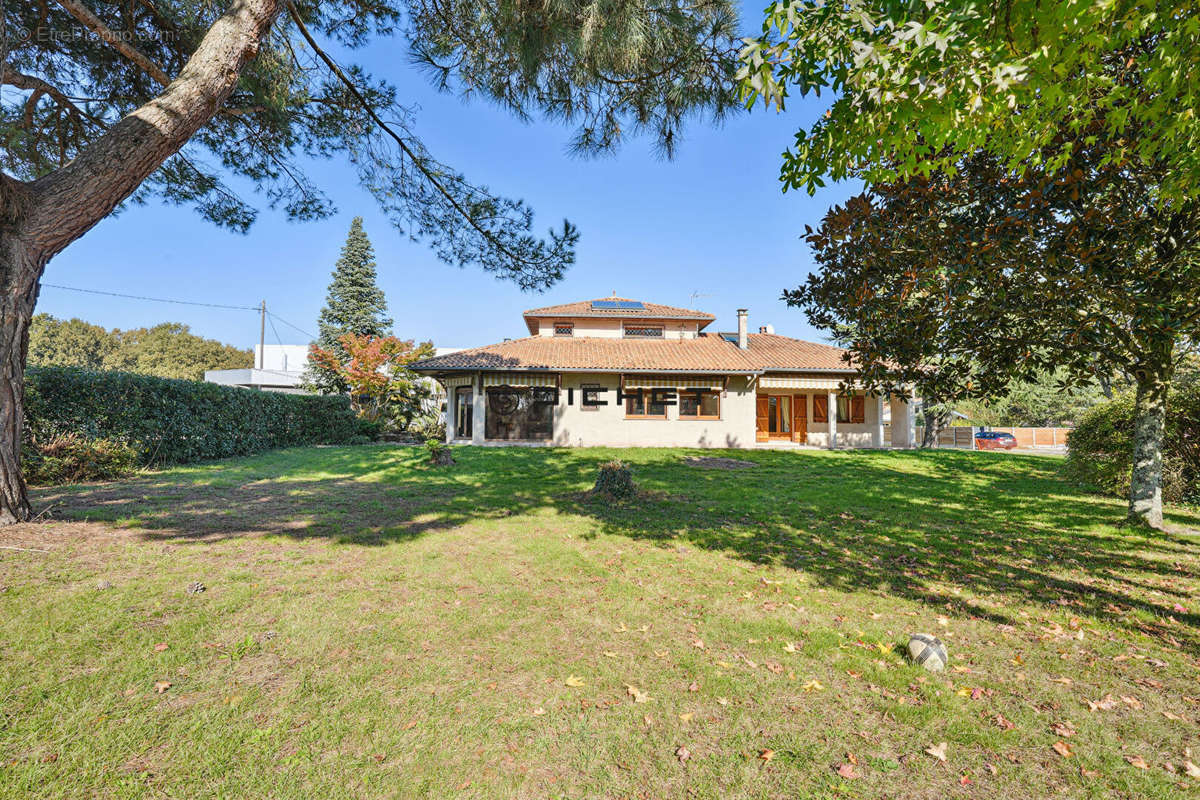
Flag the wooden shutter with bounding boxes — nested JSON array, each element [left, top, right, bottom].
[[851, 395, 865, 423], [792, 394, 808, 442], [813, 394, 828, 423], [755, 396, 769, 441]]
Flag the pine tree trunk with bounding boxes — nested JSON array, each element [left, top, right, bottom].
[[1128, 373, 1169, 529], [0, 235, 43, 524]]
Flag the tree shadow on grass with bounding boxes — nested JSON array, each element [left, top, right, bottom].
[[30, 445, 1200, 653]]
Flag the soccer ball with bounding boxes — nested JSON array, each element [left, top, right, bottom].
[[907, 634, 948, 671]]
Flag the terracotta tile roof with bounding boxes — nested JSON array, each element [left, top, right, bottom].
[[742, 333, 857, 372], [412, 332, 857, 374], [522, 297, 715, 333]]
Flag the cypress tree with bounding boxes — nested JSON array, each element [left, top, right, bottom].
[[309, 217, 393, 392]]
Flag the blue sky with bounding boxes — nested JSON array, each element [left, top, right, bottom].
[[36, 9, 858, 351]]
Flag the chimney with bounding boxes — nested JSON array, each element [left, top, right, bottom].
[[759, 323, 775, 335], [736, 308, 748, 350]]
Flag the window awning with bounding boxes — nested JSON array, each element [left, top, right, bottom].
[[437, 375, 473, 388], [759, 375, 859, 390], [623, 375, 724, 391], [482, 372, 559, 388]]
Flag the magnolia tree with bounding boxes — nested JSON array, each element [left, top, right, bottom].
[[789, 144, 1199, 528], [308, 333, 433, 425], [739, 1, 1200, 527], [0, 0, 742, 523]]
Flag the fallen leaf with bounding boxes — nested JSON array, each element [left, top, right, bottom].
[[687, 681, 699, 692], [1120, 695, 1143, 710], [564, 675, 585, 688], [959, 774, 972, 786], [783, 642, 799, 653], [153, 643, 169, 652], [1051, 721, 1076, 738], [678, 712, 695, 723], [994, 714, 1016, 731], [153, 681, 171, 694], [1052, 741, 1073, 758], [802, 679, 824, 692], [602, 651, 618, 658], [675, 745, 691, 763], [1087, 694, 1118, 712], [716, 697, 729, 706], [1184, 761, 1200, 778], [925, 742, 948, 762], [690, 638, 705, 650], [532, 707, 546, 716], [403, 720, 418, 730], [1126, 755, 1150, 769], [626, 685, 650, 703], [836, 762, 858, 779], [758, 749, 775, 763]]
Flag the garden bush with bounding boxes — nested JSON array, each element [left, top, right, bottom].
[[24, 366, 360, 467], [23, 434, 139, 485], [1065, 383, 1200, 503]]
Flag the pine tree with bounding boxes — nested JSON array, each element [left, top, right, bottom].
[[309, 217, 394, 393]]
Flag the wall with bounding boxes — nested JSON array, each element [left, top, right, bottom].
[[550, 373, 757, 448], [533, 318, 701, 339], [758, 390, 884, 448]]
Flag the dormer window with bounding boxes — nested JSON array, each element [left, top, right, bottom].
[[623, 324, 664, 339], [553, 322, 573, 336]]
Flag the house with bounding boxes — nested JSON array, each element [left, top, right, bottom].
[[410, 298, 916, 448], [204, 344, 310, 393], [206, 344, 465, 412]]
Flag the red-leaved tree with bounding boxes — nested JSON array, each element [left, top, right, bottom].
[[308, 334, 434, 425]]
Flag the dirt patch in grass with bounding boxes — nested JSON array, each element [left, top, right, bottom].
[[683, 456, 757, 470]]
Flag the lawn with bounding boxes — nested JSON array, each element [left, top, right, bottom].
[[2, 445, 1198, 799]]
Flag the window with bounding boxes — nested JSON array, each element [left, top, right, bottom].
[[836, 394, 866, 424], [485, 387, 554, 440], [625, 389, 667, 418], [580, 383, 603, 411], [454, 387, 473, 438], [679, 390, 720, 419], [554, 322, 573, 336], [623, 324, 664, 338]]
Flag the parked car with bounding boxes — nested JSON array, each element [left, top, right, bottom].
[[975, 431, 1018, 450]]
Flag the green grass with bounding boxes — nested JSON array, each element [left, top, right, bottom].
[[2, 445, 1199, 798]]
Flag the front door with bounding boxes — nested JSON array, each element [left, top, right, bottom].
[[757, 394, 794, 440], [792, 394, 808, 443]]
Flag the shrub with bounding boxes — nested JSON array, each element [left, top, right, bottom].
[[407, 413, 446, 442], [1065, 383, 1200, 503], [592, 459, 636, 499], [24, 366, 360, 467], [23, 434, 139, 485], [355, 417, 386, 441]]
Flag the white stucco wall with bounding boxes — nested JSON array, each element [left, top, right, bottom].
[[550, 373, 756, 448], [532, 318, 701, 339]]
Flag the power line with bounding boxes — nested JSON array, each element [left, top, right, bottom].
[[267, 311, 316, 341], [41, 282, 260, 311]]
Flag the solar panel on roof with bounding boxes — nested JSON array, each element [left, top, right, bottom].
[[591, 300, 645, 310], [720, 333, 739, 344]]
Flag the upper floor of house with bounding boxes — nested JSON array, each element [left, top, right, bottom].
[[522, 298, 715, 340]]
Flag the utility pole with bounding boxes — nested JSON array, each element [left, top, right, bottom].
[[258, 300, 266, 369]]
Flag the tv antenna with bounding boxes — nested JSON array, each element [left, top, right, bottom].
[[688, 290, 712, 308]]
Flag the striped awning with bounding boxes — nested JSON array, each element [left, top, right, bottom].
[[438, 375, 473, 388], [759, 375, 859, 390], [623, 375, 724, 390], [482, 372, 559, 388]]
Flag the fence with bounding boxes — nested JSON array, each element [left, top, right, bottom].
[[911, 426, 1072, 450]]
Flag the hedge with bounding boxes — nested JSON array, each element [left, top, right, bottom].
[[24, 366, 361, 466], [1064, 382, 1200, 504]]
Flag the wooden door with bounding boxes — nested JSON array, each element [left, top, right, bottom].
[[755, 395, 769, 441], [792, 394, 807, 443]]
